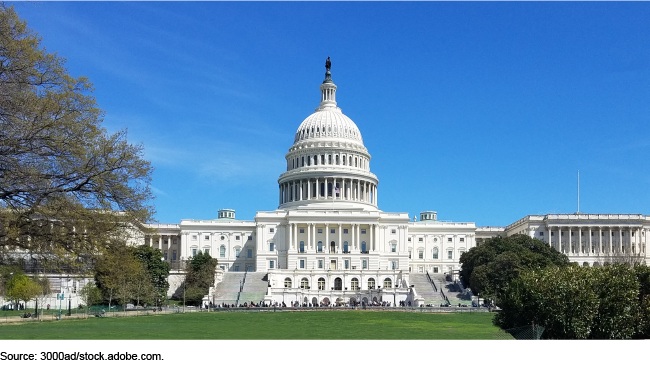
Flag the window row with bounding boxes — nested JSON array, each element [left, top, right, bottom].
[[283, 277, 394, 290], [287, 152, 369, 171]]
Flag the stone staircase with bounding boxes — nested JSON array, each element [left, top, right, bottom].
[[429, 274, 473, 306], [212, 272, 245, 306], [409, 273, 446, 306], [210, 272, 268, 306], [238, 272, 268, 305]]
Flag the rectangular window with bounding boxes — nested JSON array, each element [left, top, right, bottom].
[[344, 229, 349, 234], [269, 228, 274, 233], [172, 251, 177, 261], [551, 232, 554, 236], [236, 236, 240, 240], [204, 248, 209, 254], [248, 235, 252, 240], [331, 229, 335, 234], [391, 229, 396, 234], [447, 250, 452, 259], [318, 260, 323, 269], [362, 260, 367, 269], [318, 229, 323, 233], [192, 235, 197, 241], [433, 267, 439, 273], [300, 260, 305, 269], [391, 244, 396, 253], [235, 248, 240, 258], [247, 249, 252, 258], [539, 232, 544, 237], [418, 251, 423, 259], [269, 261, 274, 269], [164, 252, 168, 260], [192, 248, 197, 257], [447, 237, 452, 242], [234, 265, 239, 272], [392, 261, 397, 270], [408, 237, 412, 242], [270, 242, 275, 251], [460, 238, 465, 242], [300, 228, 305, 233], [204, 235, 209, 240], [361, 229, 366, 234], [345, 260, 349, 269], [418, 237, 423, 242]]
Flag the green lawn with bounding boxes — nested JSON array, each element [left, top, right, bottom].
[[0, 310, 510, 339]]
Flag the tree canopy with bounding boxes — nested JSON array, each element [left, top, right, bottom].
[[0, 5, 154, 269], [495, 264, 650, 339], [459, 234, 570, 301], [181, 252, 218, 305]]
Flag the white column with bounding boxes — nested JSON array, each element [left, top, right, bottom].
[[325, 223, 329, 252], [288, 223, 293, 254], [578, 227, 582, 255], [316, 178, 319, 199], [598, 226, 602, 253], [619, 228, 622, 253], [370, 224, 374, 251], [588, 227, 592, 255], [338, 223, 342, 252], [307, 223, 311, 251], [307, 179, 311, 200]]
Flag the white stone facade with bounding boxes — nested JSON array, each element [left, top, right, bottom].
[[143, 64, 650, 304]]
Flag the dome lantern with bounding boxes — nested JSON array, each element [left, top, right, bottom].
[[317, 57, 338, 111]]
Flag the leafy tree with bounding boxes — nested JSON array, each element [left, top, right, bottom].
[[94, 246, 142, 310], [182, 252, 218, 305], [78, 282, 102, 313], [130, 263, 156, 308], [496, 264, 645, 339], [6, 273, 41, 310], [0, 4, 154, 270], [132, 245, 170, 306], [459, 234, 570, 301]]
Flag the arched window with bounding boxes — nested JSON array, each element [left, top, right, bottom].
[[343, 156, 346, 165], [314, 155, 318, 165], [220, 245, 226, 258], [284, 278, 292, 288], [384, 278, 392, 289], [334, 277, 342, 290], [318, 278, 326, 290], [361, 241, 367, 253], [351, 278, 359, 291], [432, 247, 439, 259], [301, 278, 309, 289], [368, 278, 375, 289], [336, 155, 339, 165], [343, 241, 349, 253], [317, 241, 323, 252], [300, 241, 305, 253]]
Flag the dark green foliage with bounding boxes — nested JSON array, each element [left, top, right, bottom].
[[132, 245, 170, 305], [495, 264, 648, 339], [459, 234, 570, 300], [181, 252, 218, 305]]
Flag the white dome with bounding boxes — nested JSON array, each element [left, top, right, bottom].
[[294, 109, 363, 144]]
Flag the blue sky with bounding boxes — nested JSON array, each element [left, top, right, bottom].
[[11, 2, 650, 227]]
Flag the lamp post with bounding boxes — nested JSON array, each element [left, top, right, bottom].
[[8, 272, 13, 311]]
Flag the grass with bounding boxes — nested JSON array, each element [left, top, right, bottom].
[[0, 310, 510, 339]]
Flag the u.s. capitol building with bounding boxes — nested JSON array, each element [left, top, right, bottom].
[[145, 61, 650, 306]]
